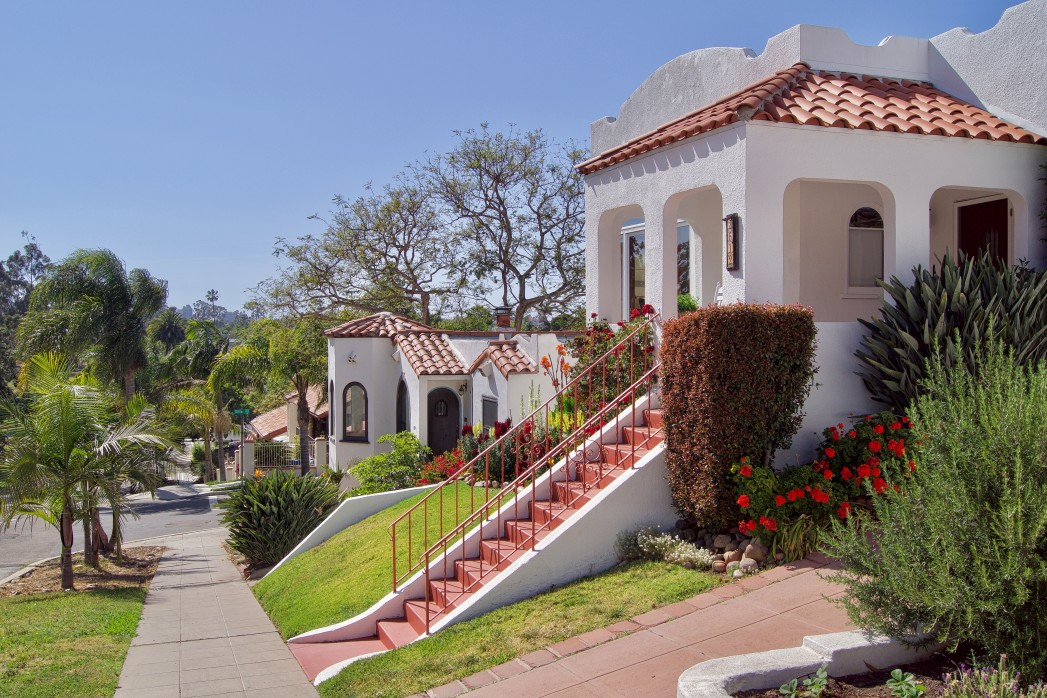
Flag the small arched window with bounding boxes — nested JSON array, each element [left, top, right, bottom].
[[396, 380, 409, 434], [342, 383, 367, 442], [329, 380, 335, 437], [847, 207, 884, 291]]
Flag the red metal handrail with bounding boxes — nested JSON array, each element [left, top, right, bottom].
[[391, 312, 659, 591], [416, 362, 661, 633]]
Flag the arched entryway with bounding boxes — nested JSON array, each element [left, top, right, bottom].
[[427, 388, 460, 455]]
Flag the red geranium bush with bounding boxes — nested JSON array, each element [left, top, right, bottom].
[[731, 411, 914, 560]]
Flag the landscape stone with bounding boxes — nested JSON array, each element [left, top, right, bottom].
[[712, 560, 727, 573], [712, 534, 733, 549], [744, 543, 766, 563], [724, 549, 743, 564], [739, 557, 759, 573], [732, 569, 744, 578]]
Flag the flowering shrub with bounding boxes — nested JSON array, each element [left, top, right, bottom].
[[565, 306, 656, 418], [615, 526, 714, 570], [730, 411, 913, 560]]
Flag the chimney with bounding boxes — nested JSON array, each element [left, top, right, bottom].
[[493, 306, 513, 330]]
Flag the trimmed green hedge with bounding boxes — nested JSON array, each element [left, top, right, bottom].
[[661, 304, 816, 529]]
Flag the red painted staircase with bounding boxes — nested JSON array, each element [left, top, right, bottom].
[[289, 408, 665, 682]]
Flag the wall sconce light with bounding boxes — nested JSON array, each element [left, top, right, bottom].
[[458, 383, 467, 396], [724, 213, 740, 271], [346, 352, 357, 364]]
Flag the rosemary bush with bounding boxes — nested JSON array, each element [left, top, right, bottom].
[[823, 344, 1047, 678]]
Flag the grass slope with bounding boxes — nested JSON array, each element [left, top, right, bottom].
[[318, 561, 719, 698], [0, 588, 146, 698], [254, 483, 495, 639]]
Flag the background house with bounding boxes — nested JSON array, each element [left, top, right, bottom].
[[326, 312, 575, 470], [247, 385, 328, 443], [581, 0, 1047, 461]]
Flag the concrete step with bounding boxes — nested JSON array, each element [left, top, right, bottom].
[[530, 499, 573, 526], [553, 480, 595, 508], [644, 409, 664, 429], [376, 616, 421, 648], [404, 598, 456, 634], [622, 425, 664, 448], [480, 537, 528, 566], [600, 444, 650, 468]]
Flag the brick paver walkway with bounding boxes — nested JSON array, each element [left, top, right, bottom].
[[419, 555, 853, 698], [114, 529, 317, 698]]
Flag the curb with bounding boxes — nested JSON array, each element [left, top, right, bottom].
[[676, 631, 943, 698], [0, 526, 228, 588]]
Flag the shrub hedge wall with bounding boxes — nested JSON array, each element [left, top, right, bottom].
[[661, 304, 816, 529]]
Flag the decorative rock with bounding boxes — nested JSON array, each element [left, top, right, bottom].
[[739, 557, 759, 573], [712, 560, 727, 573], [676, 518, 690, 530], [681, 529, 697, 542], [712, 534, 733, 549], [774, 551, 785, 562], [725, 561, 740, 572], [734, 531, 746, 541], [732, 569, 744, 578], [743, 543, 766, 564], [739, 537, 751, 550], [704, 534, 715, 548], [723, 549, 744, 564], [712, 554, 724, 562]]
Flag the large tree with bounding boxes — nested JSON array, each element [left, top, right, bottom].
[[421, 125, 587, 329], [17, 249, 168, 402], [0, 234, 51, 396], [251, 177, 464, 323]]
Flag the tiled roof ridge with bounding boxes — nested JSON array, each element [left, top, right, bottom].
[[467, 338, 538, 378], [324, 311, 434, 338], [393, 331, 468, 376], [578, 62, 1046, 174]]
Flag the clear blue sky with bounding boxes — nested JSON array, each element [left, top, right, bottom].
[[0, 1, 1016, 310]]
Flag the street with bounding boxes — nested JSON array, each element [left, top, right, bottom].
[[0, 481, 224, 581]]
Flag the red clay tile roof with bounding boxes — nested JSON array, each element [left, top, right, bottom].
[[249, 385, 327, 440], [325, 312, 434, 338], [468, 340, 537, 378], [578, 63, 1047, 174], [395, 332, 467, 376]]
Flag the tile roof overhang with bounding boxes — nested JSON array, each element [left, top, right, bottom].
[[324, 312, 434, 338], [394, 332, 468, 376], [468, 340, 538, 378], [577, 63, 1047, 175]]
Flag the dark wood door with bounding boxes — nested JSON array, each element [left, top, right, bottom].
[[427, 388, 460, 456], [959, 198, 1008, 262]]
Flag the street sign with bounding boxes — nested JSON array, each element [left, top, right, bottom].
[[232, 408, 250, 418]]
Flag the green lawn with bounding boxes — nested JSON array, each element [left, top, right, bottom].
[[0, 588, 146, 698], [318, 561, 719, 698], [254, 483, 498, 639]]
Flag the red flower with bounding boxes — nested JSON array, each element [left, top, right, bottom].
[[901, 416, 911, 425], [737, 494, 750, 508], [823, 469, 834, 480], [857, 463, 872, 479], [759, 515, 778, 532], [740, 464, 752, 477], [641, 303, 655, 315], [872, 477, 888, 494], [590, 312, 598, 318], [838, 502, 852, 519], [629, 308, 641, 320], [890, 422, 902, 431], [840, 467, 852, 481], [873, 424, 885, 435], [908, 459, 916, 472], [775, 495, 787, 507], [824, 447, 836, 459], [847, 430, 857, 438], [868, 441, 882, 453]]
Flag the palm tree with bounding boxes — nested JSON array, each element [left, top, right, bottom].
[[0, 354, 167, 588], [17, 249, 168, 403]]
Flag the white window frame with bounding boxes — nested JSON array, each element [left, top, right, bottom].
[[843, 206, 885, 299]]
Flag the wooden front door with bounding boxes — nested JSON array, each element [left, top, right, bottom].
[[427, 388, 460, 456], [958, 198, 1008, 262]]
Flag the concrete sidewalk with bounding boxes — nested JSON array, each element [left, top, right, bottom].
[[421, 555, 853, 698], [115, 529, 317, 698]]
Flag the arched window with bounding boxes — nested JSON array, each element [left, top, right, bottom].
[[342, 383, 367, 442], [847, 207, 884, 291], [329, 380, 335, 437], [396, 380, 409, 434]]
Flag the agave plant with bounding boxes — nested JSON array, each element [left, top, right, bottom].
[[220, 470, 342, 567], [857, 250, 1047, 411]]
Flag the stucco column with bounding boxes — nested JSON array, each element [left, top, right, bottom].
[[887, 186, 932, 286], [643, 204, 676, 317]]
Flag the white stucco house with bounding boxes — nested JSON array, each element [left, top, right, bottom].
[[581, 0, 1047, 461], [325, 311, 576, 469]]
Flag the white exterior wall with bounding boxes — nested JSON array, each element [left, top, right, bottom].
[[328, 337, 403, 469]]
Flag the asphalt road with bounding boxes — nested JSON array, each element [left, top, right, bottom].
[[0, 481, 225, 580]]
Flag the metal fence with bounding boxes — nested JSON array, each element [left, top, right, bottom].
[[252, 439, 316, 472]]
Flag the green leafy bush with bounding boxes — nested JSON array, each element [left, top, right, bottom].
[[823, 344, 1047, 678], [677, 293, 698, 313], [221, 471, 342, 567], [857, 250, 1047, 411], [350, 431, 431, 495], [661, 304, 816, 529]]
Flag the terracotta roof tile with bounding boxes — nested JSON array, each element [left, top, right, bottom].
[[395, 332, 467, 376], [468, 339, 537, 378], [249, 385, 328, 440], [325, 312, 433, 338], [578, 63, 1047, 175]]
